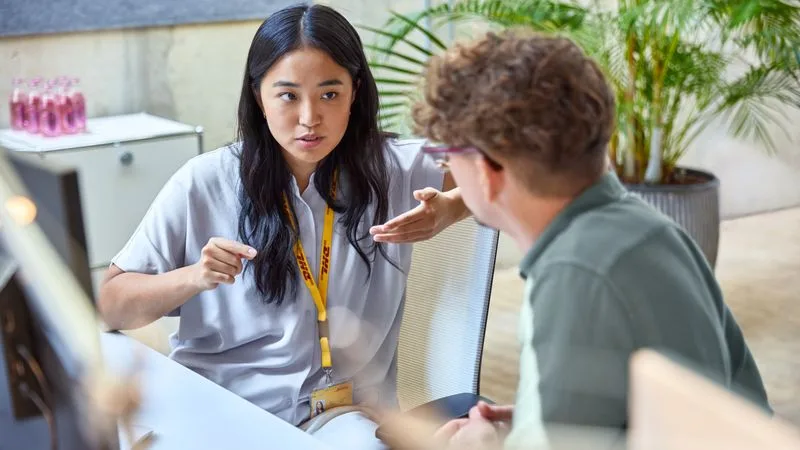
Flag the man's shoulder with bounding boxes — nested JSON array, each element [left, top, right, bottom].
[[529, 195, 720, 333], [539, 197, 680, 277]]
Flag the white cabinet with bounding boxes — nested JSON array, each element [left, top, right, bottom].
[[0, 113, 202, 299]]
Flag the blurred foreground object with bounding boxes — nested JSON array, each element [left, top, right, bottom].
[[629, 349, 800, 450], [376, 347, 800, 450], [0, 149, 165, 449], [375, 401, 623, 450]]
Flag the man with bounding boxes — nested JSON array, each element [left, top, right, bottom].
[[411, 30, 770, 449]]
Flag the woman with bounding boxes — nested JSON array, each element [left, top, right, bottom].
[[98, 4, 468, 448]]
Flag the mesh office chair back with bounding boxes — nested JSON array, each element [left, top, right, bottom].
[[396, 219, 499, 410]]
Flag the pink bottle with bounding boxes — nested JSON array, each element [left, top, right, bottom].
[[24, 77, 43, 134], [39, 81, 62, 137], [70, 77, 86, 132], [57, 77, 77, 134], [9, 78, 27, 131]]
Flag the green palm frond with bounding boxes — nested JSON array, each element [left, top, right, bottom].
[[373, 77, 417, 86], [380, 101, 410, 110], [378, 89, 415, 98], [381, 0, 588, 48], [389, 0, 579, 28], [360, 0, 800, 183], [359, 25, 439, 59], [714, 66, 800, 154], [369, 62, 422, 76], [387, 10, 449, 51], [378, 111, 405, 122], [364, 44, 427, 67], [720, 0, 800, 66]]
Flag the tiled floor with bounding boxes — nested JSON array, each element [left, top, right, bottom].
[[480, 207, 800, 425]]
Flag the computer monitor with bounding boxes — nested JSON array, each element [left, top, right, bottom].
[[0, 150, 118, 450], [2, 152, 93, 299]]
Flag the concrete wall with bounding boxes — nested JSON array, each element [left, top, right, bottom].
[[2, 0, 799, 270], [681, 118, 800, 220], [0, 21, 261, 152], [322, 0, 800, 268], [0, 1, 431, 150]]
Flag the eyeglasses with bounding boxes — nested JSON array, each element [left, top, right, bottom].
[[421, 142, 503, 172]]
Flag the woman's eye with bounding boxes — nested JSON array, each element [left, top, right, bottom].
[[279, 92, 296, 101], [322, 92, 338, 100]]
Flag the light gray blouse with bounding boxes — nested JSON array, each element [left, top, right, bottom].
[[112, 138, 442, 425]]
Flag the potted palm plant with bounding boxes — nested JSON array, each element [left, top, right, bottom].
[[362, 0, 800, 268]]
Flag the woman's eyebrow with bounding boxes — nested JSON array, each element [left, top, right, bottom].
[[271, 79, 343, 87]]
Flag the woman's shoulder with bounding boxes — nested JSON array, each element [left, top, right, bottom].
[[383, 135, 426, 152], [382, 136, 426, 172], [172, 143, 241, 191]]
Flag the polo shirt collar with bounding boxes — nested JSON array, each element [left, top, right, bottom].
[[519, 171, 628, 278]]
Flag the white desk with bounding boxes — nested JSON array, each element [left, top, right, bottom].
[[100, 332, 333, 450]]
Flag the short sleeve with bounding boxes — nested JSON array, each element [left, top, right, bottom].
[[527, 263, 635, 428], [384, 138, 444, 211], [111, 167, 190, 276]]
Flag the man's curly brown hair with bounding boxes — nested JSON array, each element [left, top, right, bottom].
[[412, 30, 615, 196]]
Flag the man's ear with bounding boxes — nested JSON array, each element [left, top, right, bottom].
[[477, 157, 504, 204]]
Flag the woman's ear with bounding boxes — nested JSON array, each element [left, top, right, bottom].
[[253, 86, 265, 116], [351, 79, 360, 105]]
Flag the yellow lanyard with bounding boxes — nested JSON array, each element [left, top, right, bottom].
[[282, 171, 337, 376]]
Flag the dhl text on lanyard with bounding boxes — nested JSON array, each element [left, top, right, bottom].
[[282, 170, 337, 382]]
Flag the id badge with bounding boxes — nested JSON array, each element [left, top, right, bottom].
[[310, 381, 353, 418]]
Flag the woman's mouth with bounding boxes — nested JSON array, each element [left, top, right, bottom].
[[296, 135, 324, 149]]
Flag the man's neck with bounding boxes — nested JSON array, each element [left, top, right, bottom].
[[503, 194, 572, 252]]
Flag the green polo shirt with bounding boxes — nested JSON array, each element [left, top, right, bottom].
[[504, 172, 770, 447]]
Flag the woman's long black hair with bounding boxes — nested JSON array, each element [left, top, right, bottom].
[[236, 4, 394, 304]]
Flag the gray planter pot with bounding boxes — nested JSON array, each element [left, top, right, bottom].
[[624, 168, 720, 268]]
